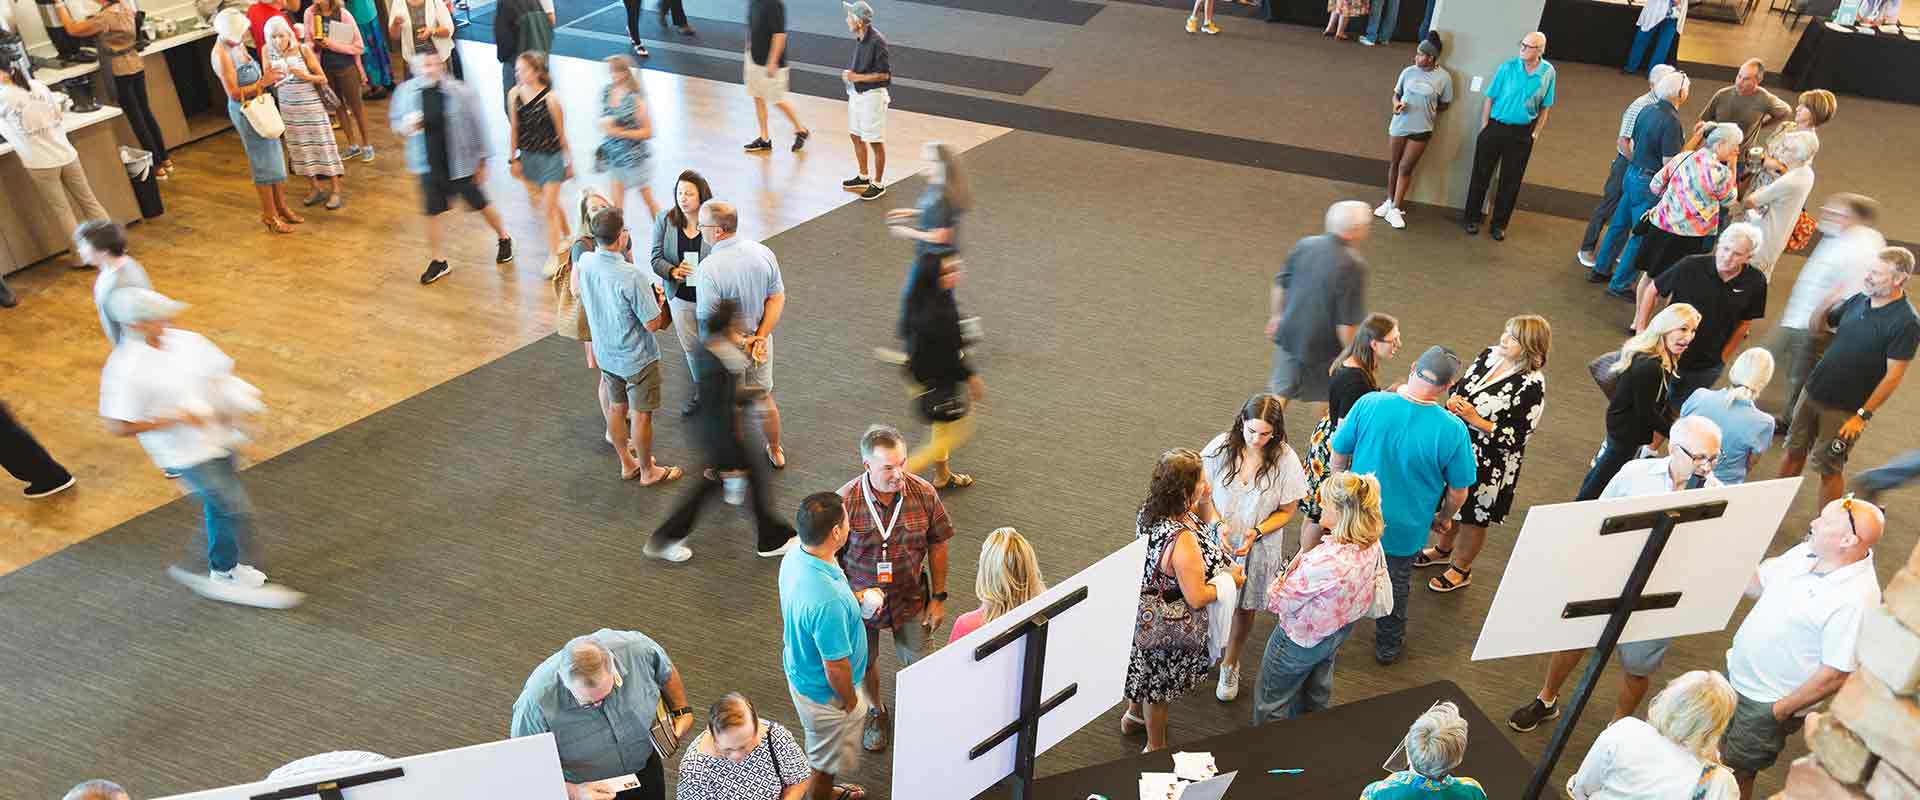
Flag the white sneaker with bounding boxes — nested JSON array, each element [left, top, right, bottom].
[[214, 564, 269, 588], [757, 536, 798, 558], [170, 565, 305, 608], [1373, 200, 1392, 218], [1216, 664, 1241, 701], [1576, 250, 1598, 268], [1384, 207, 1407, 229], [872, 347, 909, 365], [645, 540, 694, 562]]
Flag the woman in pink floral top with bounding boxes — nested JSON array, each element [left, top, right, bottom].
[[1251, 471, 1383, 724], [1627, 122, 1741, 295]]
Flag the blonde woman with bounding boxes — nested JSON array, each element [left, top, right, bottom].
[[1679, 348, 1775, 485], [598, 56, 660, 219], [508, 51, 571, 261], [1575, 303, 1700, 499], [1252, 471, 1381, 724], [563, 186, 616, 435], [1567, 670, 1738, 799], [948, 527, 1045, 643]]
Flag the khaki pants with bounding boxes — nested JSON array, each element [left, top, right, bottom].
[[28, 160, 111, 239]]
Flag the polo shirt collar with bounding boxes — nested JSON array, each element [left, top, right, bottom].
[[1804, 550, 1875, 584], [711, 236, 743, 252]]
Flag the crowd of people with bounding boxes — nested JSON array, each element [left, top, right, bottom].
[[2, 5, 1914, 800]]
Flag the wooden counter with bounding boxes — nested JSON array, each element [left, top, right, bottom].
[[36, 25, 232, 151], [0, 106, 143, 274]]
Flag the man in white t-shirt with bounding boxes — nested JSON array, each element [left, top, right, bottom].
[[1721, 495, 1882, 799], [1770, 193, 1884, 431], [98, 288, 302, 608]]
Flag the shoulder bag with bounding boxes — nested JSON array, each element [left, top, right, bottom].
[[549, 246, 590, 341], [1786, 211, 1817, 253], [649, 698, 682, 759], [242, 92, 286, 139], [914, 381, 969, 423], [1368, 543, 1394, 619], [1588, 351, 1624, 399]]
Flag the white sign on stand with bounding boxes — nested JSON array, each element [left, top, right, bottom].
[[891, 537, 1146, 800], [154, 734, 569, 800], [1473, 477, 1801, 662]]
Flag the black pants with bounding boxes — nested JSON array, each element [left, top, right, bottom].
[[660, 0, 687, 27], [1576, 435, 1643, 500], [114, 73, 169, 163], [608, 753, 667, 800], [621, 0, 650, 44], [652, 454, 795, 552], [1464, 120, 1536, 230], [0, 402, 71, 489]]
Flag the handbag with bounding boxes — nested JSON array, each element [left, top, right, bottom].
[[1786, 211, 1817, 253], [241, 92, 286, 139], [1367, 543, 1394, 619], [1588, 351, 1625, 399], [915, 381, 969, 423], [319, 83, 343, 111], [549, 247, 590, 341]]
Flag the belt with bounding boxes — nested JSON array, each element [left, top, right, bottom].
[[1490, 118, 1536, 128]]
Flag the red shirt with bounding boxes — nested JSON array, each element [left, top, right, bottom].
[[836, 472, 955, 631], [246, 2, 290, 55]]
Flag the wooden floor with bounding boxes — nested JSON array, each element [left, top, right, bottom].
[[0, 40, 1007, 574]]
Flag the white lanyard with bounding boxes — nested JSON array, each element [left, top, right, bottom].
[[862, 474, 903, 546]]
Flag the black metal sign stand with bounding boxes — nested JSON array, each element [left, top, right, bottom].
[[1522, 497, 1726, 800], [251, 767, 406, 800], [967, 585, 1091, 800]]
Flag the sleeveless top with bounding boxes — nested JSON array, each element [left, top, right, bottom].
[[513, 86, 561, 154], [95, 3, 145, 76], [225, 42, 263, 103]]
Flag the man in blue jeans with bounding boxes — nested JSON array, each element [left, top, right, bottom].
[[1577, 65, 1675, 274], [1358, 0, 1399, 45], [98, 288, 303, 608], [1592, 70, 1690, 299], [1329, 346, 1475, 664]]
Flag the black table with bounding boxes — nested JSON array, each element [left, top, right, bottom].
[[980, 681, 1534, 799], [1782, 22, 1920, 106], [1538, 0, 1681, 70]]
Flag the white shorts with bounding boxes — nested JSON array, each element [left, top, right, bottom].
[[847, 88, 890, 143], [744, 54, 789, 102]]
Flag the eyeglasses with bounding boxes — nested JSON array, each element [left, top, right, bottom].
[[1674, 443, 1719, 465], [1518, 42, 1544, 51]]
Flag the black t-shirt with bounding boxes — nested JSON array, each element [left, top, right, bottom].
[[1327, 365, 1376, 423], [422, 84, 450, 182], [849, 27, 890, 92], [1653, 254, 1767, 370], [674, 229, 702, 302], [748, 0, 787, 67], [1807, 294, 1920, 410]]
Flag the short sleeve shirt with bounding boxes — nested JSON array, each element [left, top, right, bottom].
[[1700, 86, 1792, 151], [1389, 66, 1453, 137], [778, 548, 869, 705], [576, 249, 665, 379], [1627, 100, 1684, 173], [99, 329, 242, 471], [1273, 234, 1367, 367], [1653, 256, 1767, 371], [674, 722, 810, 800], [1618, 91, 1658, 140], [836, 472, 956, 630], [849, 27, 890, 92], [696, 237, 786, 333], [1679, 388, 1773, 485], [508, 629, 676, 784], [747, 0, 787, 67], [1806, 294, 1920, 411], [1361, 771, 1489, 799], [1485, 57, 1555, 125], [1328, 392, 1477, 557], [1727, 543, 1881, 703]]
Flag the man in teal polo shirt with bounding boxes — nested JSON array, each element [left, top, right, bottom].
[[781, 492, 871, 800], [1463, 31, 1556, 242], [510, 629, 694, 800]]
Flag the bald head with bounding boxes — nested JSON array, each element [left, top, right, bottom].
[[1812, 498, 1883, 562], [1668, 416, 1721, 482]]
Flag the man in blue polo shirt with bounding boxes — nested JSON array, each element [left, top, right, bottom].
[[1463, 31, 1556, 242], [781, 492, 872, 800]]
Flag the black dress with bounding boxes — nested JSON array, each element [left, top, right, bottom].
[[1448, 347, 1547, 526]]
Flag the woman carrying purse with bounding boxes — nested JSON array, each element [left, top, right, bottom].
[[211, 9, 298, 233], [902, 251, 984, 490], [265, 16, 348, 210]]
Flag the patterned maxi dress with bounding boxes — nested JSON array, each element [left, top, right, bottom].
[[1125, 511, 1229, 703], [268, 48, 345, 178]]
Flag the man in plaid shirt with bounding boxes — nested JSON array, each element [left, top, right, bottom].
[[836, 424, 954, 754]]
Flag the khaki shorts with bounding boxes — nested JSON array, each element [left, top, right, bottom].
[[745, 354, 773, 395], [601, 361, 663, 412], [1721, 691, 1803, 773], [744, 54, 790, 101], [1785, 396, 1856, 475], [788, 685, 867, 774]]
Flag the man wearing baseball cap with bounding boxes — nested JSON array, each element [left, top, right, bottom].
[[1327, 345, 1475, 664], [98, 288, 304, 608], [840, 0, 892, 201]]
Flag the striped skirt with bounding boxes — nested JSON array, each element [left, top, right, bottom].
[[278, 80, 345, 178]]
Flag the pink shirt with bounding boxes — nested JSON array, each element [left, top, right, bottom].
[[1266, 540, 1380, 647], [947, 608, 987, 644]]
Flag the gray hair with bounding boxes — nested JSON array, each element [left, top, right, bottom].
[[1720, 221, 1765, 257], [1655, 71, 1689, 101], [1405, 702, 1470, 778], [859, 424, 906, 459], [1648, 63, 1677, 89], [559, 636, 614, 687], [1775, 130, 1819, 166], [1670, 414, 1723, 454], [700, 200, 739, 234], [63, 781, 127, 800], [1704, 122, 1743, 150], [1725, 347, 1774, 403], [1324, 200, 1372, 238]]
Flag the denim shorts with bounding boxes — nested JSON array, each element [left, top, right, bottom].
[[518, 150, 567, 185], [1616, 637, 1671, 677]]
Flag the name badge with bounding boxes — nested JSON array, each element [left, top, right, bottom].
[[877, 560, 894, 584]]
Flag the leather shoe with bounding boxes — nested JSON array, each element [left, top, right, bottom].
[[1490, 227, 1507, 241], [1464, 222, 1480, 235], [680, 394, 701, 417], [1586, 270, 1609, 283], [1605, 287, 1636, 302]]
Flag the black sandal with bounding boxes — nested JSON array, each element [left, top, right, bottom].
[[1428, 567, 1472, 593], [1412, 546, 1452, 568]]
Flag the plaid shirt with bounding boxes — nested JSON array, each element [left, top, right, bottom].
[[837, 472, 955, 630]]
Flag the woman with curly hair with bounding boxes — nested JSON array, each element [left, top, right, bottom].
[[1121, 448, 1244, 752]]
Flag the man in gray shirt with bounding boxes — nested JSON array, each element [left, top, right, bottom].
[[577, 206, 678, 486], [1696, 58, 1790, 168], [510, 629, 693, 800], [1266, 201, 1372, 411], [696, 200, 791, 468]]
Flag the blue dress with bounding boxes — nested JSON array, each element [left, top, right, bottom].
[[223, 42, 288, 185], [596, 85, 652, 185]]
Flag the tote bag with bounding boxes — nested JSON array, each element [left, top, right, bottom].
[[1368, 543, 1394, 619], [242, 93, 285, 139]]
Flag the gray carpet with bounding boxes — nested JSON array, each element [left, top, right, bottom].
[[2, 130, 1915, 800]]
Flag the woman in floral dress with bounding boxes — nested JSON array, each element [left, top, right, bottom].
[[1122, 448, 1244, 752], [1414, 315, 1551, 593]]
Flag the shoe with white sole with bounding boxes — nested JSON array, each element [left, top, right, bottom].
[[757, 535, 798, 557], [1576, 250, 1597, 268], [1216, 664, 1241, 701], [645, 540, 694, 562], [1384, 207, 1407, 229], [24, 474, 76, 498], [169, 565, 305, 608], [1374, 200, 1392, 218], [1185, 15, 1198, 33]]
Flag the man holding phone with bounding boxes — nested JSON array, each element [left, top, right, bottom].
[[835, 424, 953, 754]]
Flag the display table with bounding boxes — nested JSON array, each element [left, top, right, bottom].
[[35, 25, 230, 151], [0, 106, 142, 274], [1538, 0, 1680, 70], [1782, 23, 1920, 105], [979, 681, 1534, 799]]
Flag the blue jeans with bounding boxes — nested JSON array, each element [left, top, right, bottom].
[[1577, 436, 1643, 500], [1415, 0, 1438, 41], [1598, 166, 1658, 292], [1856, 449, 1920, 493], [1364, 0, 1401, 41], [1253, 620, 1357, 724], [1580, 154, 1630, 253], [1373, 554, 1413, 658], [1625, 18, 1678, 74], [177, 455, 252, 573]]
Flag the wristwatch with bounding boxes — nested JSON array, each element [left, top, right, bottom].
[[1857, 408, 1875, 421], [671, 706, 693, 717], [930, 592, 949, 602]]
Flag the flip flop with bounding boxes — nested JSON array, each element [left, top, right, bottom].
[[934, 473, 975, 490], [640, 465, 684, 486], [766, 444, 787, 469], [1120, 710, 1147, 735], [831, 784, 867, 800]]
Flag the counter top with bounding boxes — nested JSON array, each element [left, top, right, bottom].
[[0, 105, 126, 159], [34, 25, 218, 84]]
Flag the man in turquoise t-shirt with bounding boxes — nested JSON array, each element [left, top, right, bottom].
[[780, 492, 871, 800], [1330, 346, 1476, 665]]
